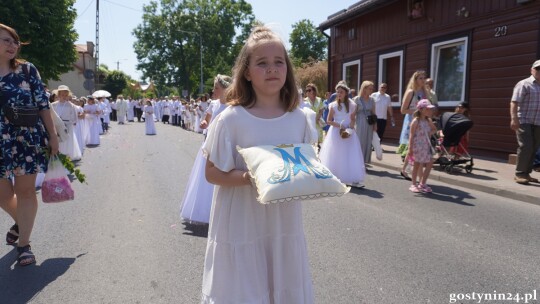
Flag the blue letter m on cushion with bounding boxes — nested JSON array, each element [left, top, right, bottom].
[[268, 146, 333, 184]]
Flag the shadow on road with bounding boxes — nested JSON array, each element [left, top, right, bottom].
[[433, 165, 497, 181], [182, 222, 209, 238], [420, 184, 476, 206], [0, 247, 77, 304]]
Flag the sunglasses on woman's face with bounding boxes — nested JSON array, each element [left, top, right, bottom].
[[305, 89, 312, 93]]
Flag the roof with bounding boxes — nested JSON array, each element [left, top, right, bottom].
[[318, 0, 397, 30], [75, 44, 88, 53]]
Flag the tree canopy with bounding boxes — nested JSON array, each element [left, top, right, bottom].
[[0, 0, 79, 81], [103, 70, 128, 99], [289, 19, 327, 66], [133, 0, 255, 97]]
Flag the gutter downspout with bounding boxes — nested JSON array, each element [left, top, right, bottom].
[[320, 30, 332, 94]]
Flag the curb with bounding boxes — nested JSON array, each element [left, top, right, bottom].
[[371, 161, 540, 206]]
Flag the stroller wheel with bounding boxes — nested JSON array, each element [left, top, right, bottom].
[[445, 165, 453, 173], [465, 165, 473, 174]]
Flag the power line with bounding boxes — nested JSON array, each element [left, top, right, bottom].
[[102, 0, 142, 12], [76, 0, 95, 20]]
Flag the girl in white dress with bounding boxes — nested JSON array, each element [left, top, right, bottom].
[[51, 85, 82, 160], [83, 96, 102, 145], [72, 98, 86, 155], [201, 26, 315, 304], [143, 100, 156, 135], [180, 74, 232, 225], [319, 81, 366, 186], [194, 99, 202, 133], [127, 98, 135, 122]]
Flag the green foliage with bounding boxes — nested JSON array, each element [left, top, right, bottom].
[[0, 0, 79, 81], [144, 91, 157, 99], [289, 19, 327, 66], [57, 153, 86, 184], [103, 71, 128, 99], [132, 0, 255, 97], [295, 60, 328, 97]]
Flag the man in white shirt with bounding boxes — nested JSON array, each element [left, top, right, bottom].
[[371, 83, 394, 140], [116, 95, 128, 124]]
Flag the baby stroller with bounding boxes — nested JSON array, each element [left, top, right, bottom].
[[434, 112, 474, 173]]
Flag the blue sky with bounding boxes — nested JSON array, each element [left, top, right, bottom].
[[74, 0, 357, 80]]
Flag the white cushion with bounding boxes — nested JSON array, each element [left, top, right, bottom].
[[237, 143, 350, 204]]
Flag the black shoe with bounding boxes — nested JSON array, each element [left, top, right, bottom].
[[400, 171, 412, 181]]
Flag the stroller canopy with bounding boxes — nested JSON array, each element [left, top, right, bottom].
[[438, 112, 473, 147]]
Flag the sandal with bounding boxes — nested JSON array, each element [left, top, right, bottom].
[[6, 223, 19, 245], [17, 245, 36, 266], [418, 184, 433, 193], [409, 184, 421, 193]]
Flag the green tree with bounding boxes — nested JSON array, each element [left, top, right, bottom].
[[103, 70, 128, 99], [0, 0, 79, 81], [289, 19, 327, 66], [133, 0, 255, 96], [295, 60, 328, 97]]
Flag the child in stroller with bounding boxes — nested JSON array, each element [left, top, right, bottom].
[[434, 103, 474, 173]]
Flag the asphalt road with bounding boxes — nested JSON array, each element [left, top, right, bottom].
[[1, 121, 539, 304]]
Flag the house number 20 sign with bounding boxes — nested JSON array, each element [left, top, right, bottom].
[[494, 26, 508, 37]]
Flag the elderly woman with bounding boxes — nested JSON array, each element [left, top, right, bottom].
[[354, 81, 377, 163]]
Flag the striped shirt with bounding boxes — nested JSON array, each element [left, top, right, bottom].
[[512, 75, 540, 125]]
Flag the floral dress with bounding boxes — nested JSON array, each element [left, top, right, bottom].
[[411, 118, 433, 163], [0, 63, 50, 179]]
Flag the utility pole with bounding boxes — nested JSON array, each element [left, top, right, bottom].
[[95, 0, 100, 90], [115, 59, 127, 70]]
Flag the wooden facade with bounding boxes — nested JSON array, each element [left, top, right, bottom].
[[319, 0, 540, 158]]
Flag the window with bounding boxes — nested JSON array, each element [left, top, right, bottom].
[[430, 37, 468, 107], [378, 50, 404, 107], [408, 0, 424, 20], [348, 28, 356, 40], [343, 60, 361, 93]]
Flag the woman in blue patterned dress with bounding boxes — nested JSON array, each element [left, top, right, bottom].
[[0, 24, 59, 266]]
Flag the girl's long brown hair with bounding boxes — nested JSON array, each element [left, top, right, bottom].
[[226, 26, 298, 112]]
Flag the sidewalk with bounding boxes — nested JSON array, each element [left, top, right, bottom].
[[371, 143, 540, 206]]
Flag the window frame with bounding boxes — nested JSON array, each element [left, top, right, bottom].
[[342, 59, 361, 93], [430, 36, 469, 107], [378, 50, 404, 107]]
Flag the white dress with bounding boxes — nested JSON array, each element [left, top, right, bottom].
[[73, 105, 85, 155], [84, 104, 101, 145], [201, 106, 315, 304], [127, 100, 135, 121], [52, 101, 82, 160], [319, 100, 366, 184], [180, 102, 228, 224], [144, 105, 156, 135]]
